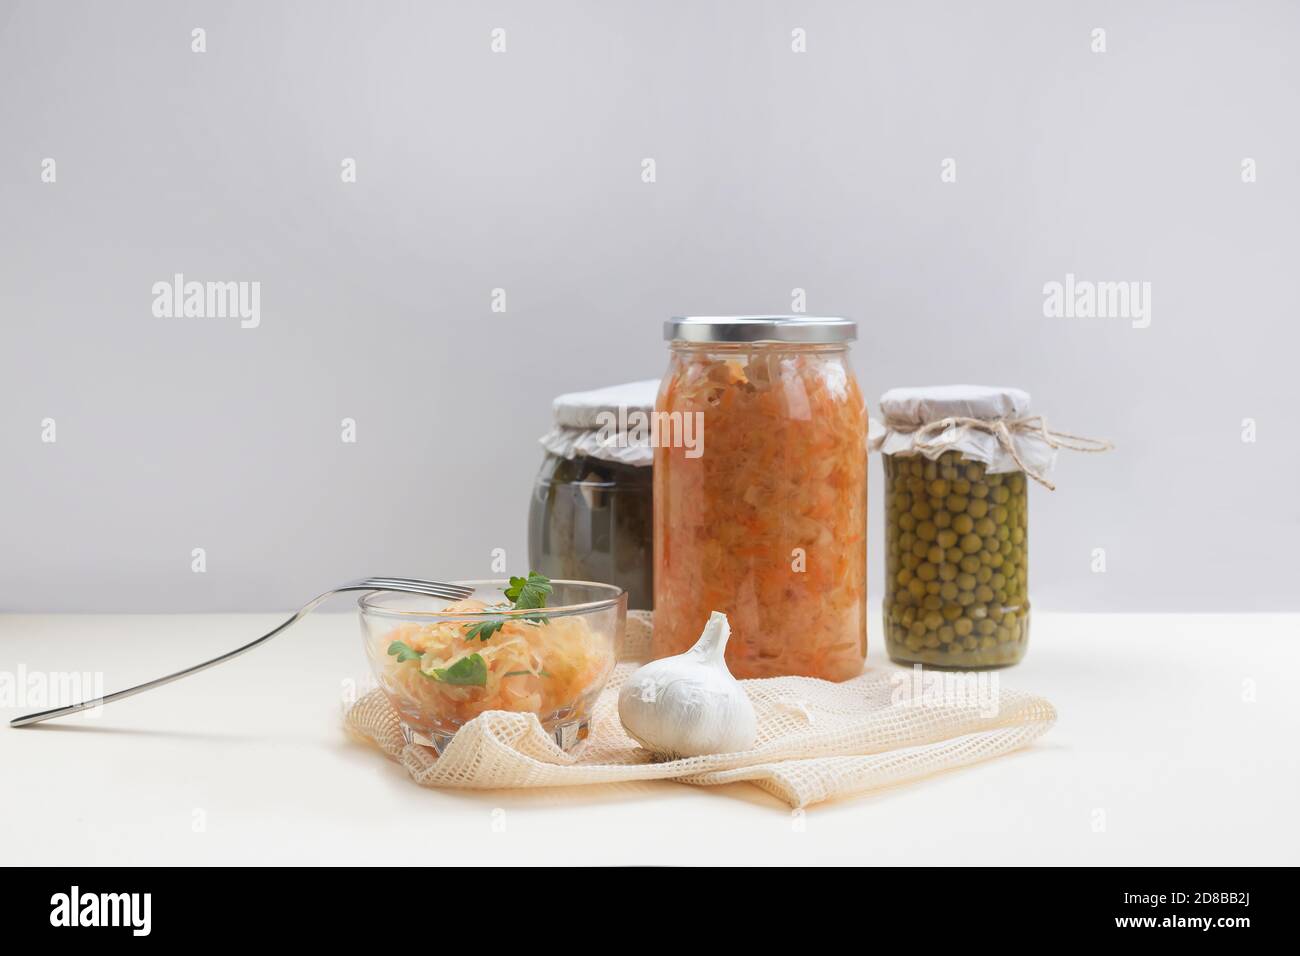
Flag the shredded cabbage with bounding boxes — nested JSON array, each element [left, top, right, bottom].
[[653, 346, 867, 680], [372, 600, 614, 736]]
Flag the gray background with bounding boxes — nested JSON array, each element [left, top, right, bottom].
[[2, 0, 1297, 613]]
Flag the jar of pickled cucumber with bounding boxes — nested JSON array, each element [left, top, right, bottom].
[[870, 385, 1107, 669], [529, 380, 658, 610]]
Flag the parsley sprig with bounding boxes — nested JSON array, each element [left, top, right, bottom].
[[387, 640, 423, 663], [427, 653, 487, 686], [504, 572, 553, 612], [461, 572, 553, 642], [386, 641, 489, 686]]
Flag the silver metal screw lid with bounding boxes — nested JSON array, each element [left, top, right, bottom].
[[665, 315, 857, 344]]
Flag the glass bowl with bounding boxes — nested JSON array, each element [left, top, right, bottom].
[[359, 580, 625, 753]]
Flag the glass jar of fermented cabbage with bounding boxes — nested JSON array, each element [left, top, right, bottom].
[[883, 451, 1029, 668], [654, 316, 868, 681]]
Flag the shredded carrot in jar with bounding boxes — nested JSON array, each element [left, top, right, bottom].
[[652, 344, 867, 680]]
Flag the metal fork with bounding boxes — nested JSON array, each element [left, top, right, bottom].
[[8, 576, 474, 728]]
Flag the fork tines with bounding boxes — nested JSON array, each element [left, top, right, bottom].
[[360, 577, 474, 600]]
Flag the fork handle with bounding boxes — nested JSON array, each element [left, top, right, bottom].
[[8, 587, 349, 728]]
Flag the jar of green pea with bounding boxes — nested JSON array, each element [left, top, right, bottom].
[[873, 386, 1052, 669]]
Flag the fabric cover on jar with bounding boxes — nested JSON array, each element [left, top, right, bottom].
[[538, 379, 660, 467], [870, 384, 1060, 479]]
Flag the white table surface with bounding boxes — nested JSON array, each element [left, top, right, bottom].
[[2, 611, 1297, 866]]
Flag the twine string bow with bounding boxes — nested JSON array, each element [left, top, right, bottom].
[[891, 415, 1113, 491]]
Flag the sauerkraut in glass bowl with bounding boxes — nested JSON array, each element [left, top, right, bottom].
[[360, 579, 624, 753]]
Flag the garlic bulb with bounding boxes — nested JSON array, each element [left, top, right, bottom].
[[618, 611, 757, 759]]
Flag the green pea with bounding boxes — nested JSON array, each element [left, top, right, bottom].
[[884, 451, 1031, 669]]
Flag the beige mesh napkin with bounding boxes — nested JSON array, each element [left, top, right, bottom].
[[344, 615, 1056, 809]]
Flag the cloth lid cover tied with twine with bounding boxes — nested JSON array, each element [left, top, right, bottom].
[[538, 379, 660, 468], [869, 384, 1112, 490]]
